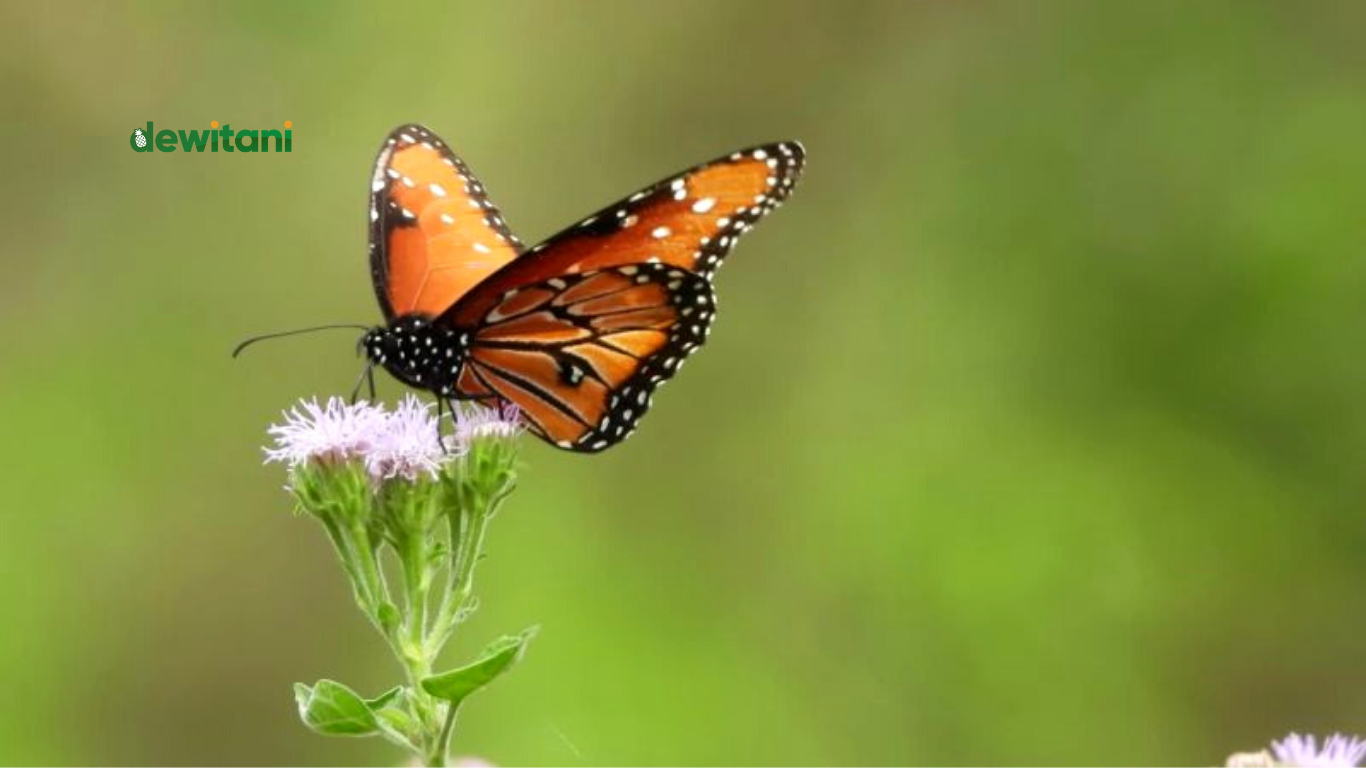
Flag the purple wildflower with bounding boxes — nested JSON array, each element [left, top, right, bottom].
[[265, 397, 386, 469], [453, 401, 523, 446], [1272, 734, 1366, 768], [365, 394, 452, 481]]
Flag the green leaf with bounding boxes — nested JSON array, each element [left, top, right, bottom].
[[421, 626, 537, 704], [293, 679, 382, 737], [376, 602, 402, 635], [364, 686, 402, 710], [368, 687, 421, 750], [374, 703, 420, 749]]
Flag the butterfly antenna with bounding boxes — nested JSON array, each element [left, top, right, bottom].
[[231, 324, 372, 358]]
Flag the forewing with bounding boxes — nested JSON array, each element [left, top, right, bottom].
[[369, 124, 523, 320], [442, 140, 803, 328]]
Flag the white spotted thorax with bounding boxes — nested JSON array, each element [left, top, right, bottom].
[[364, 318, 470, 396]]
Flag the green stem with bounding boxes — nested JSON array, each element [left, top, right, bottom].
[[429, 488, 508, 653], [404, 655, 437, 761], [393, 528, 440, 755], [432, 507, 467, 634], [351, 522, 391, 615], [320, 516, 384, 624], [402, 533, 429, 656], [305, 462, 516, 767], [429, 700, 460, 767]]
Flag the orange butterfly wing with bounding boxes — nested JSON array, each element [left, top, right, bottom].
[[441, 141, 804, 328], [429, 141, 804, 452], [369, 124, 523, 321], [459, 265, 717, 451]]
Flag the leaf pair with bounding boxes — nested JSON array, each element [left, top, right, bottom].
[[294, 627, 536, 739]]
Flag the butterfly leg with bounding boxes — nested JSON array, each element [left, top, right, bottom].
[[435, 396, 450, 454], [349, 363, 374, 404]]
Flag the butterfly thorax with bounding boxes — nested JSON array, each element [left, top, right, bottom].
[[363, 316, 470, 396]]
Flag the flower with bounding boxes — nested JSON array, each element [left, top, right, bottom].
[[453, 401, 523, 446], [266, 396, 519, 490], [365, 394, 453, 481], [1227, 751, 1275, 768], [264, 397, 387, 469], [1271, 734, 1366, 768]]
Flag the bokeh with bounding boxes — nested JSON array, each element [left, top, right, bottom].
[[3, 1, 1365, 764]]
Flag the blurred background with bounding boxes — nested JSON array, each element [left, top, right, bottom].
[[3, 0, 1366, 764]]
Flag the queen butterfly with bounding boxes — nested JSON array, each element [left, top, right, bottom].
[[358, 124, 804, 452]]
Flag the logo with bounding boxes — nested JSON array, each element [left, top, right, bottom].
[[129, 120, 293, 153]]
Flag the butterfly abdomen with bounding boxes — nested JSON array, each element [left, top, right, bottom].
[[364, 317, 470, 396]]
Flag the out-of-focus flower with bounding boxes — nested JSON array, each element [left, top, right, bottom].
[[265, 397, 386, 469], [365, 394, 453, 481], [1228, 750, 1276, 768], [1271, 733, 1366, 768]]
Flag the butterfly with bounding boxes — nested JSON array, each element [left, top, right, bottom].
[[360, 124, 804, 452]]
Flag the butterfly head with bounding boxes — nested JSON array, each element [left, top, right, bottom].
[[363, 316, 470, 396]]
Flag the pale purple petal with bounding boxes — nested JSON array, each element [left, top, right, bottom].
[[264, 397, 387, 468], [365, 394, 453, 481], [1273, 733, 1366, 768], [453, 401, 523, 447]]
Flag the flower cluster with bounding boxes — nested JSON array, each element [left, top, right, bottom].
[[1228, 733, 1366, 768], [264, 395, 530, 767], [265, 395, 521, 484]]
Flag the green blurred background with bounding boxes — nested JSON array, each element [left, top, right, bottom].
[[4, 1, 1366, 764]]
